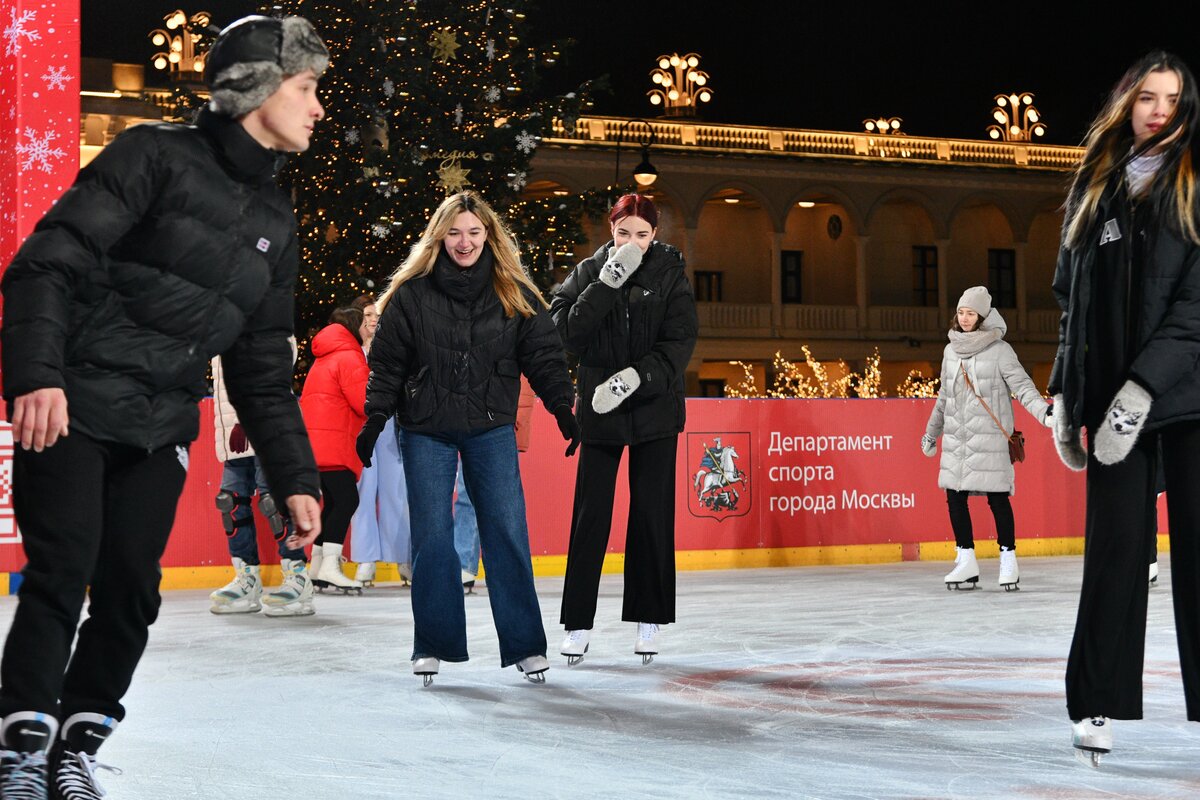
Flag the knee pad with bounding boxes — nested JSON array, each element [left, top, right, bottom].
[[258, 492, 292, 542], [215, 490, 252, 537]]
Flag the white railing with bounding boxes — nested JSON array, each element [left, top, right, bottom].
[[696, 303, 772, 331], [1026, 309, 1062, 337], [781, 305, 858, 332]]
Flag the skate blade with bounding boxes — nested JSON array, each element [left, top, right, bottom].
[[640, 653, 655, 665], [1074, 747, 1105, 768], [422, 674, 434, 687], [522, 671, 547, 684], [945, 578, 980, 591], [565, 655, 584, 667], [1001, 582, 1020, 592]]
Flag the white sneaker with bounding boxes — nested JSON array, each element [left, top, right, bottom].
[[560, 629, 591, 666], [209, 558, 262, 614], [355, 561, 376, 586], [516, 655, 549, 683], [263, 559, 315, 617], [413, 657, 440, 687], [635, 622, 660, 664], [1149, 561, 1159, 586], [998, 549, 1020, 591], [1072, 716, 1112, 767], [944, 547, 980, 590]]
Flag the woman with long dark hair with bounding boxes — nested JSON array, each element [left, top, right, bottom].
[[358, 192, 578, 685], [551, 194, 698, 665], [1051, 51, 1200, 766]]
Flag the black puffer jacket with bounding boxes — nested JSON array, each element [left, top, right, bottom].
[[1, 108, 318, 498], [551, 240, 697, 445], [364, 246, 574, 432], [1049, 179, 1200, 432]]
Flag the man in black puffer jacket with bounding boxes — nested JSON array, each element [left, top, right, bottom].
[[0, 16, 326, 796]]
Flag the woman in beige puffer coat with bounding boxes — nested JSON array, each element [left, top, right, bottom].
[[923, 286, 1052, 591]]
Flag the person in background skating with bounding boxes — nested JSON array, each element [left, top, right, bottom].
[[357, 191, 579, 686], [551, 193, 698, 666], [0, 15, 326, 799], [300, 308, 370, 594], [455, 377, 535, 593], [922, 286, 1051, 591], [1050, 51, 1200, 766], [346, 294, 414, 586], [210, 350, 314, 616]]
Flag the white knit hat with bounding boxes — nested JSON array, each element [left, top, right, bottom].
[[956, 286, 992, 318]]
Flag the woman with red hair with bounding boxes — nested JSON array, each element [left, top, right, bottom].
[[550, 194, 698, 665]]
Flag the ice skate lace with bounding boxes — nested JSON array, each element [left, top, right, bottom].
[[56, 750, 121, 799], [0, 750, 48, 800], [638, 623, 659, 640], [217, 571, 256, 597], [565, 629, 588, 644]]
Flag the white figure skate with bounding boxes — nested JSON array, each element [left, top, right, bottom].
[[354, 561, 376, 587], [209, 558, 262, 614], [1149, 561, 1159, 586], [944, 547, 980, 590], [998, 549, 1020, 592], [1072, 716, 1112, 767], [516, 655, 549, 683], [413, 657, 440, 687], [315, 543, 363, 595], [560, 629, 591, 666], [635, 623, 660, 664]]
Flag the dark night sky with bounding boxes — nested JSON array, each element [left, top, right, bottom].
[[83, 1, 1200, 146]]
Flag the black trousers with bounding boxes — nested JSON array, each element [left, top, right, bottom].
[[945, 490, 1016, 551], [1066, 421, 1200, 721], [559, 436, 677, 629], [315, 469, 359, 546], [0, 432, 187, 722]]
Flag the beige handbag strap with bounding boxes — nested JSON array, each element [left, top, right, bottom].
[[960, 362, 1012, 438]]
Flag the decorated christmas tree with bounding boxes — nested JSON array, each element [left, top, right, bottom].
[[263, 0, 601, 375]]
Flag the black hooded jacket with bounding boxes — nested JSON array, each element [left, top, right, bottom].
[[364, 246, 575, 433], [550, 240, 698, 445], [1, 108, 319, 499], [1048, 177, 1200, 432]]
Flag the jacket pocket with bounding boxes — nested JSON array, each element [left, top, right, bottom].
[[486, 358, 521, 418], [403, 365, 436, 424]]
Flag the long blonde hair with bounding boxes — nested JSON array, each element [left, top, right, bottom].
[[376, 192, 547, 318], [1064, 51, 1200, 249]]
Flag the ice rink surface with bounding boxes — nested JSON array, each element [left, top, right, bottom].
[[3, 556, 1198, 799]]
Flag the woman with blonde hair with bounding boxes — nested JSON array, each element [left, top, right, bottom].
[[1050, 51, 1200, 765], [356, 191, 579, 685]]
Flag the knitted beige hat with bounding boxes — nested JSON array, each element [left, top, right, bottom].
[[956, 286, 992, 318]]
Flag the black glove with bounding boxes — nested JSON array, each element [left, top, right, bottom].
[[552, 405, 581, 457], [356, 413, 388, 467]]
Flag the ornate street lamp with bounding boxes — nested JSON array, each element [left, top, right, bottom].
[[863, 117, 904, 135], [647, 53, 713, 118], [614, 119, 657, 190], [987, 92, 1046, 142], [149, 9, 214, 80]]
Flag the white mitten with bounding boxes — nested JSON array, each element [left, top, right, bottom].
[[598, 242, 644, 289], [1094, 380, 1152, 466], [1052, 393, 1087, 472], [920, 434, 937, 457], [592, 367, 641, 414]]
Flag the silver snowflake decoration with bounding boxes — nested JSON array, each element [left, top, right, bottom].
[[16, 127, 66, 174], [41, 65, 72, 91], [383, 78, 395, 98], [371, 222, 391, 239], [515, 130, 538, 154], [485, 85, 501, 104], [345, 129, 360, 145], [486, 39, 496, 61], [4, 9, 40, 56], [454, 103, 464, 126], [507, 171, 527, 191]]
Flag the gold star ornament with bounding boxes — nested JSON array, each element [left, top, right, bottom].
[[430, 29, 460, 63], [437, 161, 471, 194]]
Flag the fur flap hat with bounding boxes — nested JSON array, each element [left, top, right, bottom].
[[205, 16, 329, 117], [956, 286, 992, 318]]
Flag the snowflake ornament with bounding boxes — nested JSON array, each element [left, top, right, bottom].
[[371, 222, 391, 239], [486, 39, 496, 61], [383, 78, 395, 98], [507, 171, 527, 191], [345, 129, 361, 145], [16, 128, 67, 174], [485, 86, 501, 104], [41, 66, 72, 92], [515, 130, 538, 154], [4, 9, 39, 57], [454, 103, 464, 126]]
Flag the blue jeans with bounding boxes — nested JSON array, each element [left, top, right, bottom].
[[453, 460, 480, 576], [219, 456, 305, 564], [351, 418, 412, 563], [400, 425, 546, 666]]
